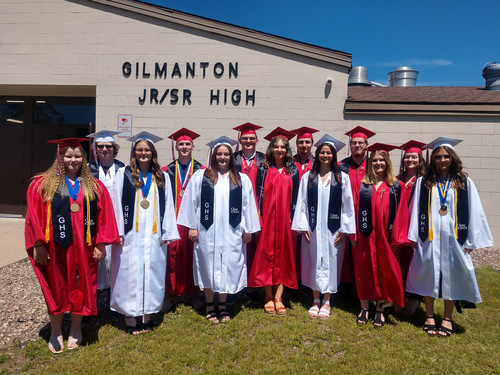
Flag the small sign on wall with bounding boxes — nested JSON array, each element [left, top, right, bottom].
[[117, 114, 132, 137]]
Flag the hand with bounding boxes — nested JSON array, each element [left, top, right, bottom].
[[119, 236, 124, 247], [93, 244, 106, 262], [33, 244, 49, 266], [161, 240, 172, 246], [303, 231, 311, 243], [242, 232, 252, 244], [350, 239, 357, 248], [334, 232, 346, 246], [189, 229, 199, 243], [464, 248, 473, 254]]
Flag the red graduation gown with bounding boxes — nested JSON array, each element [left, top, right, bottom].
[[163, 161, 204, 296], [25, 177, 119, 316], [352, 181, 405, 307], [391, 177, 415, 289], [248, 167, 297, 289]]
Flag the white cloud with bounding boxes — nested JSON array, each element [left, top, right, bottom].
[[372, 58, 453, 68]]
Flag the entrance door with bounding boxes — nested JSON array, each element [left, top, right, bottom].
[[0, 96, 96, 216]]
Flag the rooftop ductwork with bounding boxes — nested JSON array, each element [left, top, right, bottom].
[[348, 66, 372, 86], [482, 62, 500, 91], [388, 66, 418, 87]]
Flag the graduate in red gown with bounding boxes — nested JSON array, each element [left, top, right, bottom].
[[162, 128, 204, 307], [391, 140, 426, 315], [233, 122, 266, 274], [25, 138, 119, 353], [338, 126, 375, 284], [352, 143, 405, 328], [248, 127, 300, 316]]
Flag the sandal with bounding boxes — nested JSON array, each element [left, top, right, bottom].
[[48, 334, 64, 354], [264, 299, 276, 315], [274, 298, 286, 316], [423, 315, 437, 336], [142, 320, 154, 333], [205, 302, 219, 325], [308, 299, 321, 318], [373, 310, 386, 328], [357, 308, 369, 325], [318, 301, 331, 320], [67, 331, 83, 350], [438, 318, 453, 337], [218, 305, 231, 323], [125, 317, 143, 335]]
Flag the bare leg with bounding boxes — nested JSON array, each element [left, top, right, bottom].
[[357, 299, 369, 325], [68, 313, 83, 349], [439, 300, 454, 337], [48, 314, 64, 353], [318, 292, 331, 319], [204, 288, 218, 324], [218, 293, 230, 322], [264, 285, 275, 314], [374, 300, 386, 328], [274, 284, 286, 315], [308, 290, 321, 318], [423, 296, 437, 335]]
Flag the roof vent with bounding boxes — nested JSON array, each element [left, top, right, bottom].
[[482, 62, 500, 91], [348, 66, 371, 86], [388, 66, 418, 87]]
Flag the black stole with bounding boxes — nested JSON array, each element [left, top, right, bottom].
[[418, 179, 469, 245], [52, 184, 97, 249], [234, 151, 266, 173], [358, 181, 400, 238], [122, 167, 165, 235], [200, 170, 242, 230], [307, 172, 342, 233]]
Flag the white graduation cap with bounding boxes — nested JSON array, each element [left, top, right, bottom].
[[314, 133, 346, 152], [206, 135, 238, 149], [127, 131, 164, 145], [425, 136, 463, 151], [87, 129, 121, 143]]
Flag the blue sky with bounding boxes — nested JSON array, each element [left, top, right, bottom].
[[142, 0, 498, 86]]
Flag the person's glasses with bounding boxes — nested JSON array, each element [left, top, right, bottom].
[[97, 145, 113, 149]]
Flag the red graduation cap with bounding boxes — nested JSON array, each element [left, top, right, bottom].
[[367, 143, 397, 154], [168, 128, 200, 143], [345, 126, 376, 140], [264, 127, 296, 142], [233, 122, 262, 136], [399, 140, 425, 155], [291, 126, 319, 140], [46, 137, 89, 175]]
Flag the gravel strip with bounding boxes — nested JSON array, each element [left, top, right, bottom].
[[1, 248, 499, 350]]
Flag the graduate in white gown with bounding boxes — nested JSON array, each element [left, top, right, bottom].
[[87, 129, 125, 291], [406, 137, 493, 337], [292, 134, 355, 319], [177, 136, 260, 324], [110, 131, 179, 335]]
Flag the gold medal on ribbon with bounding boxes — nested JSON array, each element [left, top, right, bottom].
[[179, 189, 185, 198], [439, 204, 448, 216], [70, 203, 80, 213], [140, 199, 150, 209]]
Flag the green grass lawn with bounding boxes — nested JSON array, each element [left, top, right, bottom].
[[1, 267, 499, 374]]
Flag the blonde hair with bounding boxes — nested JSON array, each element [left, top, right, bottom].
[[34, 146, 100, 201], [362, 150, 397, 186]]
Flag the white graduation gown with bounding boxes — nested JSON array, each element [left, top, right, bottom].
[[406, 177, 493, 303], [95, 163, 117, 290], [110, 167, 179, 316], [177, 170, 260, 294], [291, 171, 356, 293]]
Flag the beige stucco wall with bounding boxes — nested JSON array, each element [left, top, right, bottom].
[[0, 0, 349, 164], [345, 114, 500, 245]]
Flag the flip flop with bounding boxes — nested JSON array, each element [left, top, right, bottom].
[[68, 331, 83, 350], [48, 334, 64, 354]]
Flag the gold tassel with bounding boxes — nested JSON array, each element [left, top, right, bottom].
[[454, 187, 458, 239], [45, 200, 52, 242], [86, 192, 91, 246], [152, 177, 157, 234], [428, 187, 433, 241]]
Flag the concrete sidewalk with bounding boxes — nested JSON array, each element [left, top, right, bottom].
[[0, 218, 27, 268]]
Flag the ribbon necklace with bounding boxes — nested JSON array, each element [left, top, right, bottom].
[[174, 159, 194, 214], [66, 175, 80, 201], [140, 170, 153, 198], [437, 174, 452, 216], [135, 174, 158, 234]]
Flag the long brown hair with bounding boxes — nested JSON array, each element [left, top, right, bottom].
[[130, 140, 165, 190], [262, 136, 293, 173], [309, 143, 341, 187], [362, 150, 397, 186], [205, 144, 240, 186], [397, 152, 426, 180], [34, 146, 99, 201], [424, 146, 467, 190]]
